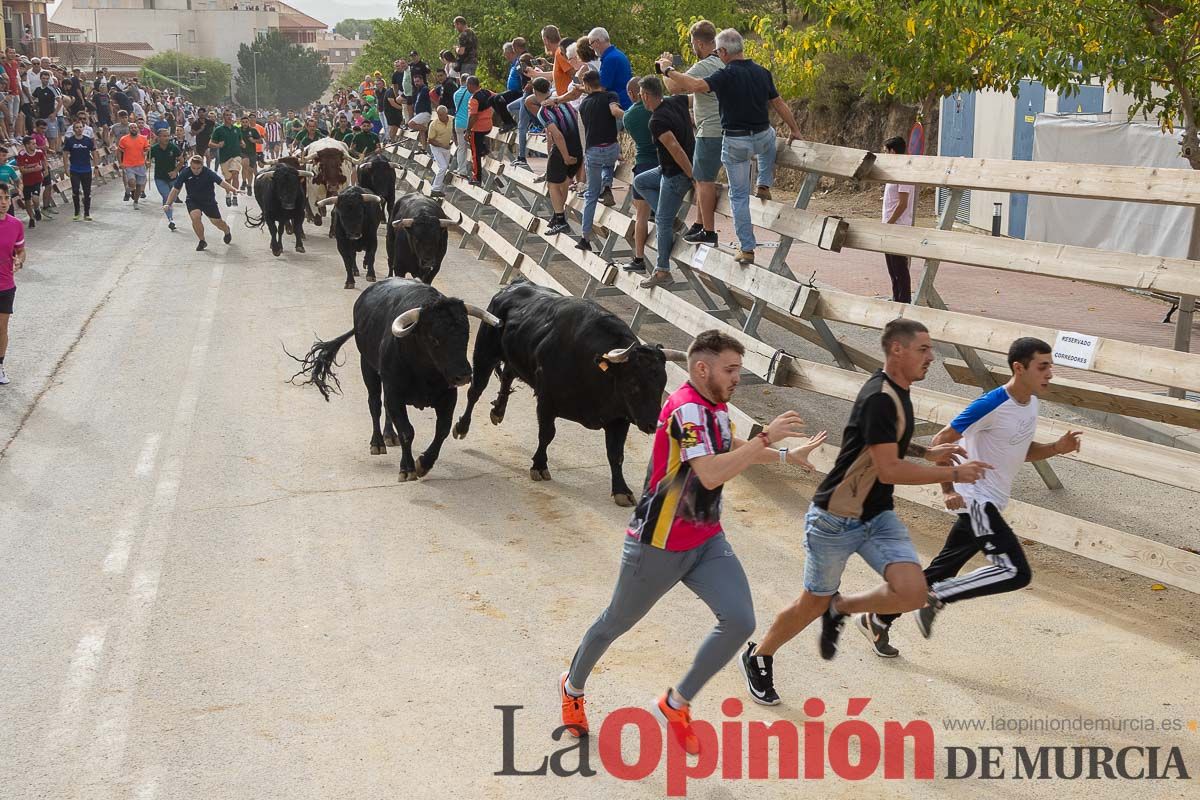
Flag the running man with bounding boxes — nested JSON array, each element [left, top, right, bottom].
[[208, 109, 243, 207], [117, 122, 150, 209], [858, 338, 1082, 656], [241, 111, 264, 195], [148, 127, 183, 231], [741, 319, 992, 705], [61, 120, 97, 221], [560, 330, 825, 753], [0, 183, 26, 385], [15, 136, 45, 228], [163, 153, 238, 252]]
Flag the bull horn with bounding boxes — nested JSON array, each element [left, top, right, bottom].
[[317, 197, 338, 208], [362, 193, 384, 204], [298, 170, 315, 178], [463, 303, 500, 327], [660, 348, 689, 363], [438, 213, 463, 229], [392, 218, 416, 229], [601, 343, 637, 363], [391, 307, 421, 338]]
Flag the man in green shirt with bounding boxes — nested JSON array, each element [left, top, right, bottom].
[[292, 117, 324, 153], [333, 116, 353, 145], [346, 119, 381, 159], [149, 127, 183, 230], [207, 109, 244, 206], [620, 76, 659, 273]]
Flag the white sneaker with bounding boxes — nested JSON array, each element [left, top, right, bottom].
[[0, 365, 9, 384]]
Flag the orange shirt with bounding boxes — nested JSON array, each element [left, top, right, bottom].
[[553, 49, 574, 96], [254, 123, 266, 153], [118, 133, 149, 167]]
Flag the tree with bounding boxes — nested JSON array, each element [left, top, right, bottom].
[[235, 30, 331, 111], [334, 18, 382, 40], [141, 51, 231, 105], [797, 0, 1200, 170]]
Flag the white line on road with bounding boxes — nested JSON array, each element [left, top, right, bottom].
[[133, 433, 162, 477], [103, 434, 164, 574], [45, 621, 109, 753], [81, 262, 225, 792]]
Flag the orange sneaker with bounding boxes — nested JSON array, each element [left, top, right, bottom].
[[559, 671, 588, 737], [653, 690, 700, 755]]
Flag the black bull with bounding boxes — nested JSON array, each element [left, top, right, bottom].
[[289, 278, 501, 482], [319, 186, 387, 290], [357, 154, 397, 217], [452, 281, 687, 506], [245, 163, 310, 256], [386, 192, 461, 284]]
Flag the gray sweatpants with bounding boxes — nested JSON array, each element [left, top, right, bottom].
[[568, 532, 755, 702]]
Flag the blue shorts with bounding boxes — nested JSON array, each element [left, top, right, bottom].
[[802, 503, 920, 595], [692, 136, 723, 183]]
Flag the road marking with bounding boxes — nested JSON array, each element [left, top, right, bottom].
[[133, 764, 163, 800], [83, 263, 225, 788], [45, 621, 108, 752], [134, 433, 161, 477]]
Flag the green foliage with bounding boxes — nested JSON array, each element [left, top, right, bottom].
[[234, 30, 332, 112], [351, 0, 743, 91], [798, 0, 1200, 166], [333, 18, 382, 40], [141, 51, 230, 105]]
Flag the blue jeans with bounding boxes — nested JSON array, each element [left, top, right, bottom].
[[722, 128, 777, 252], [581, 142, 620, 237], [155, 178, 174, 222], [633, 167, 692, 273], [507, 96, 531, 160], [802, 503, 920, 595]]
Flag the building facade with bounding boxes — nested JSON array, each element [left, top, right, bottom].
[[5, 1, 50, 57]]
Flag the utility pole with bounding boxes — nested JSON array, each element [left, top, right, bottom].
[[252, 49, 259, 110], [92, 9, 99, 74], [167, 32, 182, 87]]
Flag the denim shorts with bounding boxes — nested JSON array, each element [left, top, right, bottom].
[[802, 503, 920, 595], [692, 136, 723, 182]]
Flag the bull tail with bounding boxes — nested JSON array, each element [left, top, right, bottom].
[[244, 207, 266, 229], [285, 329, 355, 401]]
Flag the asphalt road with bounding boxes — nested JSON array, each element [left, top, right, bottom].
[[2, 184, 1198, 799]]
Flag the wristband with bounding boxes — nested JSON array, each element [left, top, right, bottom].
[[778, 447, 788, 465]]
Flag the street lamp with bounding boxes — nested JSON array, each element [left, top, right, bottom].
[[252, 48, 259, 110], [167, 32, 182, 86]]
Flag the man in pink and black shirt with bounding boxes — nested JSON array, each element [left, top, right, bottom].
[[558, 329, 824, 754]]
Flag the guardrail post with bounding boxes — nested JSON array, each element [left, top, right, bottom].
[[1170, 294, 1196, 400]]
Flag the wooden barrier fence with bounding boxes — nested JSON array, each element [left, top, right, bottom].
[[376, 129, 1200, 593]]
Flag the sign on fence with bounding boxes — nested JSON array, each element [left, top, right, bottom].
[[1053, 330, 1100, 370]]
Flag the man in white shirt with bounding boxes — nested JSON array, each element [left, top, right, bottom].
[[881, 135, 916, 303], [858, 337, 1083, 657]]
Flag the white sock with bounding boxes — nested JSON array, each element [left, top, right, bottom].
[[666, 689, 688, 710], [564, 678, 584, 698]]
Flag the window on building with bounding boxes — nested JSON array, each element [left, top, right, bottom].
[[187, 29, 196, 43]]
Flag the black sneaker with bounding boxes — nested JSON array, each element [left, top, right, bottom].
[[856, 613, 899, 658], [545, 219, 572, 236], [169, 221, 176, 231], [196, 240, 207, 251], [598, 187, 616, 206], [916, 593, 943, 639], [225, 195, 232, 207], [27, 217, 34, 229], [574, 237, 592, 252], [510, 158, 529, 168], [818, 596, 848, 660], [683, 229, 718, 245], [232, 195, 239, 207], [683, 222, 703, 238], [34, 208, 41, 221], [123, 191, 130, 201], [739, 642, 781, 706], [621, 257, 647, 273], [223, 231, 232, 244]]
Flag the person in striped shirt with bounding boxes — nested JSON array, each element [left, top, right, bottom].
[[264, 113, 283, 159], [559, 330, 824, 755]]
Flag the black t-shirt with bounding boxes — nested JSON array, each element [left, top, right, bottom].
[[32, 86, 57, 119], [703, 58, 779, 132], [438, 78, 459, 114], [112, 89, 133, 113], [579, 90, 620, 149], [93, 93, 111, 116], [457, 29, 478, 65], [391, 70, 405, 88], [193, 118, 215, 148], [410, 60, 430, 84], [648, 95, 695, 177], [813, 370, 915, 521]]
